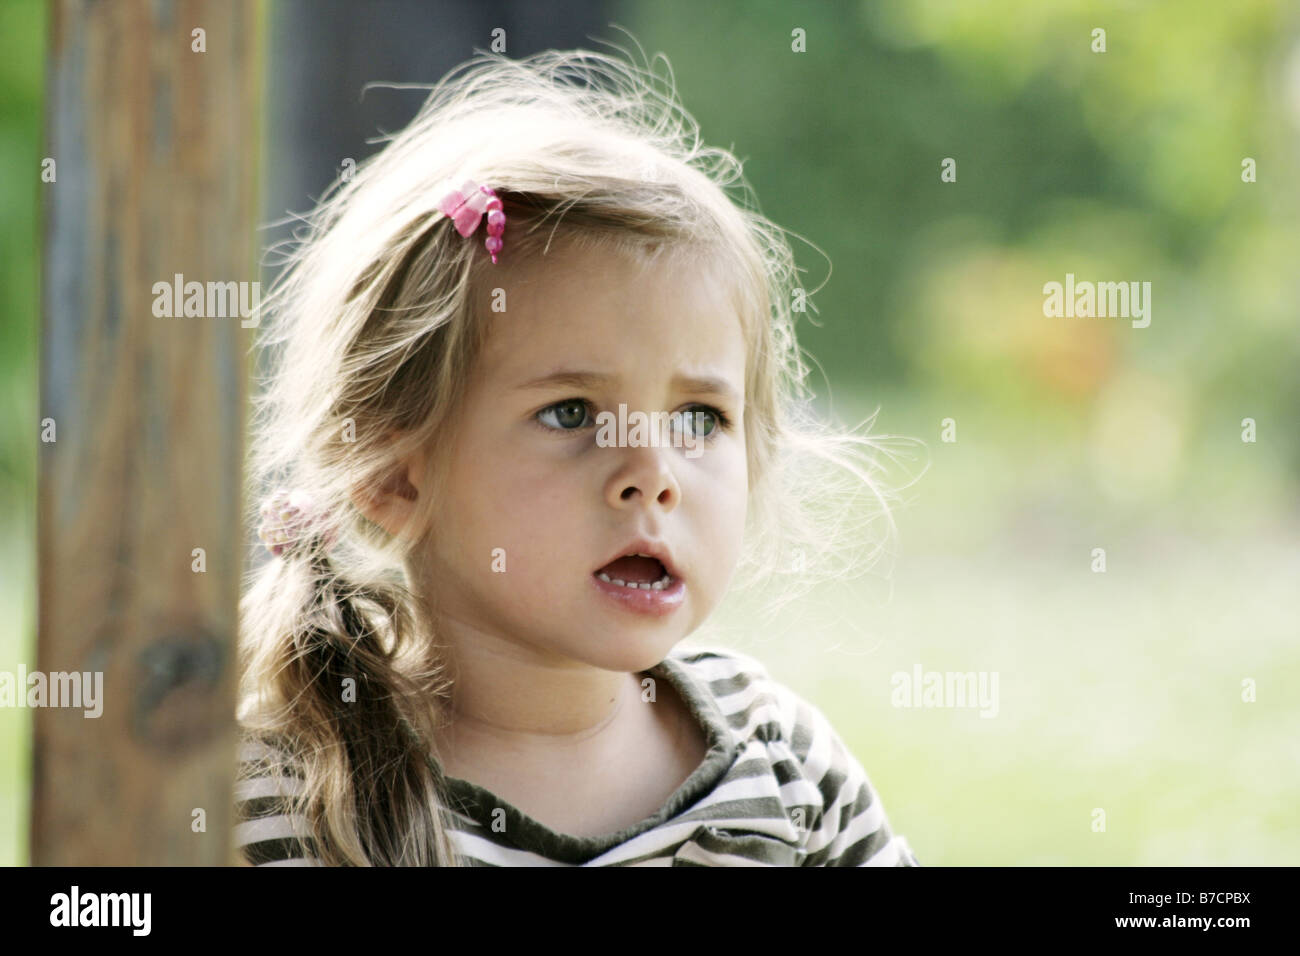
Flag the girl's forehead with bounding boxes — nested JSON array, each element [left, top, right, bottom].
[[470, 246, 749, 393]]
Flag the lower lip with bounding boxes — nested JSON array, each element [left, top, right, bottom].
[[591, 573, 686, 617]]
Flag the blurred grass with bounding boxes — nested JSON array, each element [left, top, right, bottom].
[[0, 517, 32, 866], [711, 520, 1300, 865], [0, 0, 41, 868]]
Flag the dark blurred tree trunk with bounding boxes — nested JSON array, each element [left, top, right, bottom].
[[261, 0, 611, 284]]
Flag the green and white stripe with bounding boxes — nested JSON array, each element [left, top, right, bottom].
[[234, 647, 920, 867]]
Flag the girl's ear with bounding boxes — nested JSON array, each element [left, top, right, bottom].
[[351, 455, 423, 538]]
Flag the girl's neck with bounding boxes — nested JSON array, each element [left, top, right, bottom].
[[427, 614, 649, 778]]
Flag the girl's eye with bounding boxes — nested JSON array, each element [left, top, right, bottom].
[[536, 399, 593, 431], [675, 405, 722, 439], [532, 400, 733, 441]]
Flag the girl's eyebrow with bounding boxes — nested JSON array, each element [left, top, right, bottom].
[[515, 369, 741, 404]]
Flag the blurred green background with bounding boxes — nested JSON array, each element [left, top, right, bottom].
[[3, 0, 1297, 865]]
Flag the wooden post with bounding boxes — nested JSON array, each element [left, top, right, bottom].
[[36, 0, 260, 864]]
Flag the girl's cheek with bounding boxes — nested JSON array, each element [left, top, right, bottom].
[[711, 440, 750, 484], [495, 465, 574, 517]]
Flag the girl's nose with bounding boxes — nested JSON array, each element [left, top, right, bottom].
[[605, 444, 681, 513]]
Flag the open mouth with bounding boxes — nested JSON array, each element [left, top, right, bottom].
[[593, 553, 674, 591]]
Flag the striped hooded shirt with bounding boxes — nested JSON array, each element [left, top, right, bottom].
[[233, 645, 920, 866]]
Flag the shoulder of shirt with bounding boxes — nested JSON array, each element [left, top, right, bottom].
[[664, 643, 876, 801], [663, 643, 819, 751], [666, 645, 922, 867], [664, 642, 777, 698]]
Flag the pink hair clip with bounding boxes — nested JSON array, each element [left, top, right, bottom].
[[438, 179, 506, 263], [257, 488, 337, 558]]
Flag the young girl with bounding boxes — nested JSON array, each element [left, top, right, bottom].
[[233, 46, 921, 867]]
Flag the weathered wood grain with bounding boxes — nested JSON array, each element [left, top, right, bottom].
[[37, 0, 260, 865]]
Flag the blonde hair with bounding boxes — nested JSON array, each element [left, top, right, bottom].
[[236, 43, 921, 866]]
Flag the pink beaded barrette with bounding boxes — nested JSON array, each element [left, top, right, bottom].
[[438, 179, 506, 263], [257, 488, 338, 558]]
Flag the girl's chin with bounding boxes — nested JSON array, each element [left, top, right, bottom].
[[540, 620, 690, 673]]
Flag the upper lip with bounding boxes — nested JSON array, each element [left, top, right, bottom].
[[594, 538, 683, 581]]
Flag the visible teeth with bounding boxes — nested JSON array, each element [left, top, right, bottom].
[[596, 570, 673, 590]]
